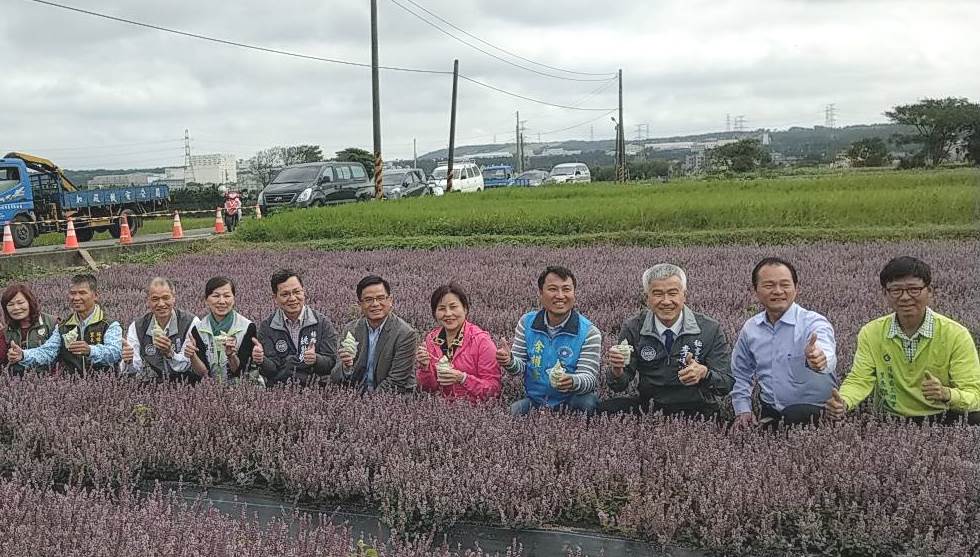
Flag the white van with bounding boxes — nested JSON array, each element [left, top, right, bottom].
[[431, 162, 485, 193], [548, 163, 591, 184]]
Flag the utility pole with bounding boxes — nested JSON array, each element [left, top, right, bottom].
[[734, 115, 746, 133], [726, 114, 731, 133], [370, 0, 383, 199], [413, 138, 417, 169], [446, 59, 459, 193], [183, 128, 195, 185], [617, 69, 625, 182], [515, 111, 523, 173]]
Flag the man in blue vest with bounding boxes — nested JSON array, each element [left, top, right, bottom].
[[497, 266, 601, 416]]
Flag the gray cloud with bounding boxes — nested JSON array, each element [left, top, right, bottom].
[[2, 0, 978, 167]]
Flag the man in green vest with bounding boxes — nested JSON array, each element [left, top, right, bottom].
[[10, 274, 122, 375], [826, 256, 980, 423]]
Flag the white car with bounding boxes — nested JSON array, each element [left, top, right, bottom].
[[431, 162, 485, 193], [547, 163, 591, 184]]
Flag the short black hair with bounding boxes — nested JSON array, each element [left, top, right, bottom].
[[429, 283, 469, 317], [356, 275, 390, 300], [205, 276, 236, 297], [270, 269, 302, 294], [879, 256, 932, 288], [537, 266, 576, 290], [70, 273, 98, 292], [751, 257, 799, 289]]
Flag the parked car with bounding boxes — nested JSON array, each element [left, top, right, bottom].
[[381, 168, 432, 199], [510, 169, 550, 187], [257, 161, 374, 213], [481, 165, 513, 188], [431, 162, 484, 193], [547, 163, 591, 184]]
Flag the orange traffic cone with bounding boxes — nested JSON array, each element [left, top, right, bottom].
[[2, 223, 15, 255], [213, 207, 225, 234], [64, 217, 79, 249], [118, 215, 133, 245], [172, 211, 184, 240], [255, 204, 262, 220]]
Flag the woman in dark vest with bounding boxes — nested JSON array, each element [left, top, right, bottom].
[[2, 284, 58, 375], [187, 276, 258, 384]]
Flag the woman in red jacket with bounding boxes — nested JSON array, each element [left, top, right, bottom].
[[416, 283, 501, 401]]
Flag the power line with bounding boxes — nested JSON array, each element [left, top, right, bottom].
[[25, 0, 451, 75], [458, 75, 616, 111], [387, 0, 612, 82], [536, 110, 617, 137], [395, 0, 616, 78], [25, 0, 615, 113]]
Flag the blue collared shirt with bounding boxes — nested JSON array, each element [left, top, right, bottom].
[[363, 317, 387, 390], [731, 303, 838, 414]]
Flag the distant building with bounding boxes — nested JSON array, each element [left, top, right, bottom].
[[188, 153, 237, 185], [468, 150, 515, 160], [535, 147, 583, 157]]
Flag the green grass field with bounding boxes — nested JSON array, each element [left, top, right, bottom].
[[30, 216, 214, 247], [236, 169, 979, 247]]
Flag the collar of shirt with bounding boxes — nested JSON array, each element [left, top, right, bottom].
[[654, 315, 684, 339], [887, 308, 935, 341], [283, 307, 307, 328], [545, 313, 572, 337], [367, 315, 389, 335], [754, 303, 800, 329], [145, 310, 178, 337]]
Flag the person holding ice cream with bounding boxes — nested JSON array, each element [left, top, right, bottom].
[[187, 276, 257, 383], [417, 283, 500, 401], [602, 263, 733, 419], [497, 266, 601, 416], [330, 275, 417, 394], [11, 274, 122, 376], [122, 277, 201, 383]]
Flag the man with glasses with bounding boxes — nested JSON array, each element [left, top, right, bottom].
[[330, 275, 417, 394], [826, 256, 980, 423], [252, 269, 338, 386], [602, 263, 733, 419]]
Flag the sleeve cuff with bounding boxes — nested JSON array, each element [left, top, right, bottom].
[[732, 398, 752, 414]]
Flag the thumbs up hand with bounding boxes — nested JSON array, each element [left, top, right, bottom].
[[183, 335, 198, 360], [494, 336, 511, 367], [251, 336, 265, 365], [805, 333, 827, 371], [825, 388, 847, 420], [7, 340, 23, 365], [121, 339, 134, 364], [303, 339, 317, 366], [922, 371, 951, 403], [677, 352, 708, 386]]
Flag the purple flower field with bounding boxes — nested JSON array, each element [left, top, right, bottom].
[[2, 374, 980, 556]]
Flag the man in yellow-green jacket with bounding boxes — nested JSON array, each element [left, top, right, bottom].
[[826, 256, 980, 423]]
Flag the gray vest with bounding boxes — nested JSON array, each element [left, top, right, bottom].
[[137, 309, 196, 381]]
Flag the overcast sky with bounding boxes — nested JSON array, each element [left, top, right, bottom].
[[2, 0, 978, 169]]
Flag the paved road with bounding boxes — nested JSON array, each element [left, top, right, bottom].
[[15, 226, 216, 255]]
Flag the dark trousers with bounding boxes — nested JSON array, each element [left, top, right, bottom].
[[759, 402, 823, 427], [906, 411, 980, 426], [598, 396, 719, 420]]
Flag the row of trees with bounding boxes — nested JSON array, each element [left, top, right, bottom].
[[245, 145, 377, 185]]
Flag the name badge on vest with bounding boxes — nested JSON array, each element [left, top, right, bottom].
[[275, 340, 289, 353], [557, 346, 573, 361], [145, 345, 157, 356], [640, 346, 657, 361]]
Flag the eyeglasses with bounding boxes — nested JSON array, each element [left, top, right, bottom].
[[279, 289, 305, 299], [360, 295, 390, 305], [885, 286, 926, 299]]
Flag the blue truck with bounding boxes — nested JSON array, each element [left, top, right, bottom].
[[0, 152, 170, 248], [480, 164, 514, 188]]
